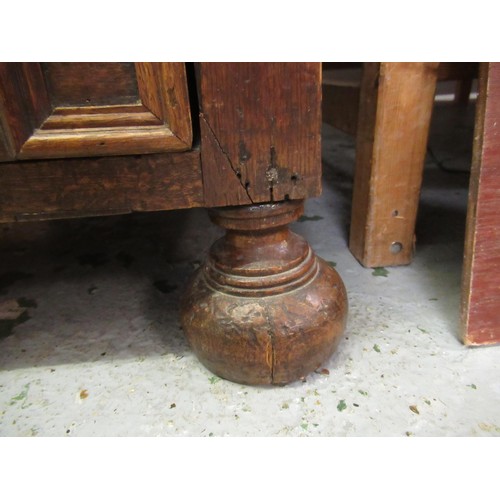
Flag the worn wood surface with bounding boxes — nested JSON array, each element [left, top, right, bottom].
[[0, 150, 203, 222], [180, 200, 347, 385], [0, 63, 192, 161], [42, 63, 139, 106], [461, 62, 500, 345], [349, 62, 439, 267], [198, 63, 322, 207]]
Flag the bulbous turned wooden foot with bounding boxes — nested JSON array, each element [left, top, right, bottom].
[[180, 200, 348, 385]]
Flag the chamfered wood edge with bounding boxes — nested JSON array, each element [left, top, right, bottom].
[[0, 149, 203, 222], [135, 62, 193, 148], [17, 126, 189, 160], [40, 104, 163, 130]]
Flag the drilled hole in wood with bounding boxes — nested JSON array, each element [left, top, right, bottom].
[[390, 242, 403, 254], [291, 174, 298, 181], [245, 181, 250, 189], [392, 210, 399, 217], [236, 171, 242, 179], [284, 194, 290, 201]]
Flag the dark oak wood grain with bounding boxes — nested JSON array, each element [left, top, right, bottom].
[[42, 63, 139, 106], [0, 150, 203, 222], [198, 63, 322, 207], [461, 62, 500, 345]]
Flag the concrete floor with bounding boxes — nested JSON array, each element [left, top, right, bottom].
[[1, 99, 499, 437]]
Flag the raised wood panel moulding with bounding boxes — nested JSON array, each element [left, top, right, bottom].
[[0, 62, 192, 161]]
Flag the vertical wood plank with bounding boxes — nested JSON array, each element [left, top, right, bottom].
[[461, 62, 500, 345], [198, 63, 322, 207], [135, 62, 164, 118], [135, 62, 192, 147], [160, 63, 192, 146], [349, 62, 439, 267]]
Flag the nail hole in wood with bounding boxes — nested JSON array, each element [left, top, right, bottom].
[[392, 210, 399, 217], [390, 242, 403, 254]]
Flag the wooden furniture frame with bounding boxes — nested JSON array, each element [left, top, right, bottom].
[[0, 62, 348, 384], [323, 62, 478, 268], [324, 62, 499, 346]]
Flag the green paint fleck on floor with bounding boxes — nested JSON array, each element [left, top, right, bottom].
[[372, 267, 389, 277], [417, 326, 428, 333], [300, 422, 308, 430], [326, 261, 337, 268], [373, 344, 381, 353], [478, 422, 500, 433], [208, 376, 220, 385], [467, 384, 477, 389], [358, 390, 368, 396], [337, 400, 347, 412], [10, 383, 30, 407], [298, 215, 324, 222]]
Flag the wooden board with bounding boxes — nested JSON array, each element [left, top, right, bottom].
[[198, 63, 322, 207], [0, 150, 203, 222], [349, 62, 439, 267], [461, 62, 500, 345], [42, 63, 139, 106]]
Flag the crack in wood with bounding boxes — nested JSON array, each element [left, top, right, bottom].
[[263, 302, 276, 384], [200, 113, 254, 204]]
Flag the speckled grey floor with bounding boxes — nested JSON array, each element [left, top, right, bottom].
[[1, 99, 499, 437]]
